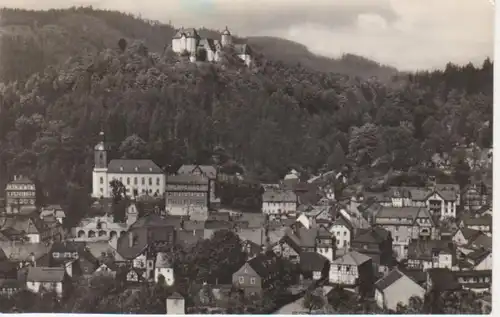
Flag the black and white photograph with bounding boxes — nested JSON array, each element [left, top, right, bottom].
[[0, 0, 494, 314]]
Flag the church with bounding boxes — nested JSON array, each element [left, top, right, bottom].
[[171, 26, 253, 66], [92, 132, 166, 199]]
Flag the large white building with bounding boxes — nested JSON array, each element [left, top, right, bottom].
[[91, 132, 166, 198], [171, 27, 252, 66]]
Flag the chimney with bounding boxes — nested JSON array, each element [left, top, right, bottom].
[[30, 252, 35, 266]]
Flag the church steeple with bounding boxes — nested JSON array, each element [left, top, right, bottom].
[[94, 131, 108, 169]]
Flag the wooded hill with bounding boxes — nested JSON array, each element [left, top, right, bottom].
[[0, 6, 493, 227]]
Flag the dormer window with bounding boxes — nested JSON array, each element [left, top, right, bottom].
[[120, 166, 124, 171], [149, 168, 153, 172], [52, 252, 59, 258], [135, 167, 138, 172]]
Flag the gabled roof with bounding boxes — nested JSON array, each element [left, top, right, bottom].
[[155, 252, 173, 268], [466, 248, 491, 265], [166, 174, 209, 185], [177, 165, 216, 179], [247, 252, 279, 278], [407, 240, 454, 261], [26, 267, 65, 282], [455, 227, 483, 241], [353, 227, 390, 244], [331, 250, 371, 266], [263, 189, 297, 203], [299, 252, 328, 272], [107, 159, 163, 174], [375, 206, 421, 221], [375, 269, 404, 291]]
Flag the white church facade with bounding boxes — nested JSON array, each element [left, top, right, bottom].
[[91, 132, 166, 199]]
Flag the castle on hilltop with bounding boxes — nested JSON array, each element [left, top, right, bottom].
[[171, 26, 253, 66]]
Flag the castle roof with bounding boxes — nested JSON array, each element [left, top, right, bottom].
[[173, 28, 200, 39], [222, 26, 231, 35]]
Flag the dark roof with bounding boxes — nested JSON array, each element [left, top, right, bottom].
[[407, 240, 454, 261], [130, 214, 182, 230], [247, 252, 279, 278], [427, 268, 461, 291], [116, 226, 176, 259], [458, 227, 484, 241], [26, 267, 65, 282], [204, 220, 233, 230], [169, 292, 184, 300], [8, 177, 34, 185], [401, 269, 427, 285], [107, 159, 163, 174], [466, 249, 491, 265], [167, 174, 209, 185], [462, 215, 492, 227], [353, 227, 390, 244], [299, 252, 328, 272], [375, 269, 404, 291]]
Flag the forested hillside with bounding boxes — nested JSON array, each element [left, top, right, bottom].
[[0, 6, 399, 83], [0, 6, 493, 226]]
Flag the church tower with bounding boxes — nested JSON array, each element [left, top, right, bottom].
[[92, 131, 109, 198], [221, 26, 232, 47]]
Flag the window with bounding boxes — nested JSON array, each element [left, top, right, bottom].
[[127, 178, 130, 185], [343, 231, 347, 236], [395, 236, 399, 242], [149, 177, 152, 185], [156, 177, 160, 186], [141, 177, 145, 185], [250, 277, 256, 284], [100, 177, 103, 184], [346, 266, 350, 272], [134, 177, 138, 185], [238, 276, 244, 284]]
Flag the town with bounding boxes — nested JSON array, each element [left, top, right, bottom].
[[0, 130, 492, 314]]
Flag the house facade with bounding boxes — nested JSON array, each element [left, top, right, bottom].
[[232, 253, 278, 296], [91, 132, 165, 198], [4, 176, 37, 215], [262, 189, 298, 218], [165, 174, 210, 217], [462, 183, 489, 211], [329, 251, 373, 288], [329, 216, 353, 251], [26, 267, 67, 296], [154, 252, 174, 286], [373, 206, 437, 260], [374, 269, 426, 311], [177, 165, 218, 205]]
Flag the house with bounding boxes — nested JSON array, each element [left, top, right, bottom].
[[165, 174, 210, 217], [262, 189, 297, 218], [406, 240, 455, 270], [452, 227, 484, 246], [94, 261, 119, 277], [0, 215, 62, 244], [177, 220, 205, 247], [329, 213, 354, 252], [374, 269, 426, 311], [462, 183, 489, 211], [126, 267, 148, 284], [373, 206, 437, 260], [464, 248, 492, 270], [166, 292, 185, 314], [232, 252, 279, 296], [26, 267, 68, 296], [433, 183, 460, 205], [154, 252, 174, 286], [241, 240, 261, 260], [350, 227, 393, 273], [91, 132, 165, 198], [40, 205, 66, 224], [460, 215, 492, 234], [0, 242, 51, 268], [4, 176, 37, 215], [453, 270, 491, 293], [72, 212, 131, 241], [424, 189, 458, 219], [299, 252, 329, 281], [177, 164, 218, 206], [116, 215, 177, 281], [426, 268, 461, 292], [272, 226, 335, 263], [329, 250, 373, 293], [0, 278, 23, 297]]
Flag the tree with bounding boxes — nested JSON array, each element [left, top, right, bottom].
[[110, 179, 126, 202], [119, 134, 149, 159], [118, 38, 127, 52], [348, 123, 382, 167], [326, 141, 346, 171], [302, 289, 325, 313]]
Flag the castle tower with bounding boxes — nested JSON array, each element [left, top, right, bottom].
[[92, 132, 109, 198], [221, 26, 232, 47]]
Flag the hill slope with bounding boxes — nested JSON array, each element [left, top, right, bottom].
[[0, 6, 398, 83]]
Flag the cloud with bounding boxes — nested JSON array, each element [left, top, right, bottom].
[[1, 0, 493, 70]]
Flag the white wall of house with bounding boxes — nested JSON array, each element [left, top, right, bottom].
[[26, 234, 41, 243], [133, 254, 147, 269], [375, 275, 425, 311], [330, 224, 351, 250], [329, 264, 358, 285], [155, 267, 175, 286], [474, 253, 492, 270], [317, 246, 335, 263], [92, 168, 109, 198], [452, 230, 467, 245], [93, 172, 165, 199], [26, 281, 63, 296], [262, 202, 297, 215]]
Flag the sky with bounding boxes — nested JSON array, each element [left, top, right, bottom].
[[0, 0, 494, 71]]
